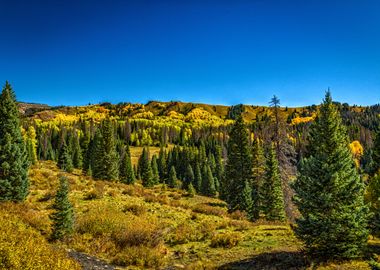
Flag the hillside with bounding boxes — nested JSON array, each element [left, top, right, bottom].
[[5, 159, 376, 270]]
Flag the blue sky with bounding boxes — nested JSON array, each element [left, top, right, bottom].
[[0, 0, 379, 106]]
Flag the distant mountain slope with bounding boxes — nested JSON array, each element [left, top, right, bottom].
[[18, 102, 51, 116]]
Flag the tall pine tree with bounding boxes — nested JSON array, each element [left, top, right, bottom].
[[251, 138, 266, 220], [366, 173, 380, 237], [201, 164, 216, 197], [50, 176, 74, 241], [261, 144, 285, 221], [293, 91, 368, 259], [100, 118, 119, 181], [139, 148, 154, 187], [224, 115, 254, 212], [371, 132, 380, 175], [0, 82, 30, 202], [119, 145, 135, 184], [57, 142, 73, 173], [168, 165, 178, 188]]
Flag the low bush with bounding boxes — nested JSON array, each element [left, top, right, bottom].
[[210, 232, 241, 248], [229, 210, 247, 220], [122, 204, 147, 216], [84, 182, 105, 200], [111, 245, 167, 268]]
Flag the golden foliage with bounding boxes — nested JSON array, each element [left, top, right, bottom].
[[0, 207, 80, 270], [350, 140, 364, 167], [291, 116, 315, 125]]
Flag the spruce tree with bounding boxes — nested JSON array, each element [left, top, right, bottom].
[[58, 142, 73, 173], [252, 138, 265, 220], [224, 115, 254, 211], [366, 174, 380, 237], [158, 147, 167, 182], [91, 129, 104, 179], [151, 155, 160, 184], [50, 176, 74, 241], [100, 118, 119, 181], [72, 134, 83, 169], [119, 145, 135, 184], [0, 82, 30, 202], [292, 92, 368, 259], [371, 132, 380, 175], [241, 180, 254, 219], [262, 144, 285, 221], [187, 182, 196, 197], [202, 164, 216, 197], [168, 166, 178, 188], [183, 164, 194, 190], [194, 163, 202, 192], [214, 145, 224, 193], [140, 148, 154, 187]]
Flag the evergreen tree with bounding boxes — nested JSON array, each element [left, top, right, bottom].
[[371, 132, 380, 175], [50, 176, 74, 241], [214, 145, 224, 192], [157, 147, 167, 182], [72, 134, 83, 169], [261, 145, 285, 221], [366, 174, 380, 237], [151, 155, 160, 184], [119, 145, 135, 184], [187, 182, 196, 197], [57, 142, 73, 173], [100, 119, 119, 181], [251, 138, 265, 220], [224, 115, 254, 211], [292, 92, 368, 259], [194, 163, 202, 192], [140, 148, 154, 187], [0, 82, 30, 202], [168, 166, 177, 188], [183, 164, 194, 190], [91, 129, 104, 179], [202, 164, 216, 197], [241, 180, 254, 219]]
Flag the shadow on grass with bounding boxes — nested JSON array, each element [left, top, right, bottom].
[[218, 250, 310, 270]]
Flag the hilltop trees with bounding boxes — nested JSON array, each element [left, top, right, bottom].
[[50, 176, 74, 241], [293, 92, 368, 259], [0, 82, 30, 202]]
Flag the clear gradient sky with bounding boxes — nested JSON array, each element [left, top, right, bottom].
[[1, 0, 379, 106]]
